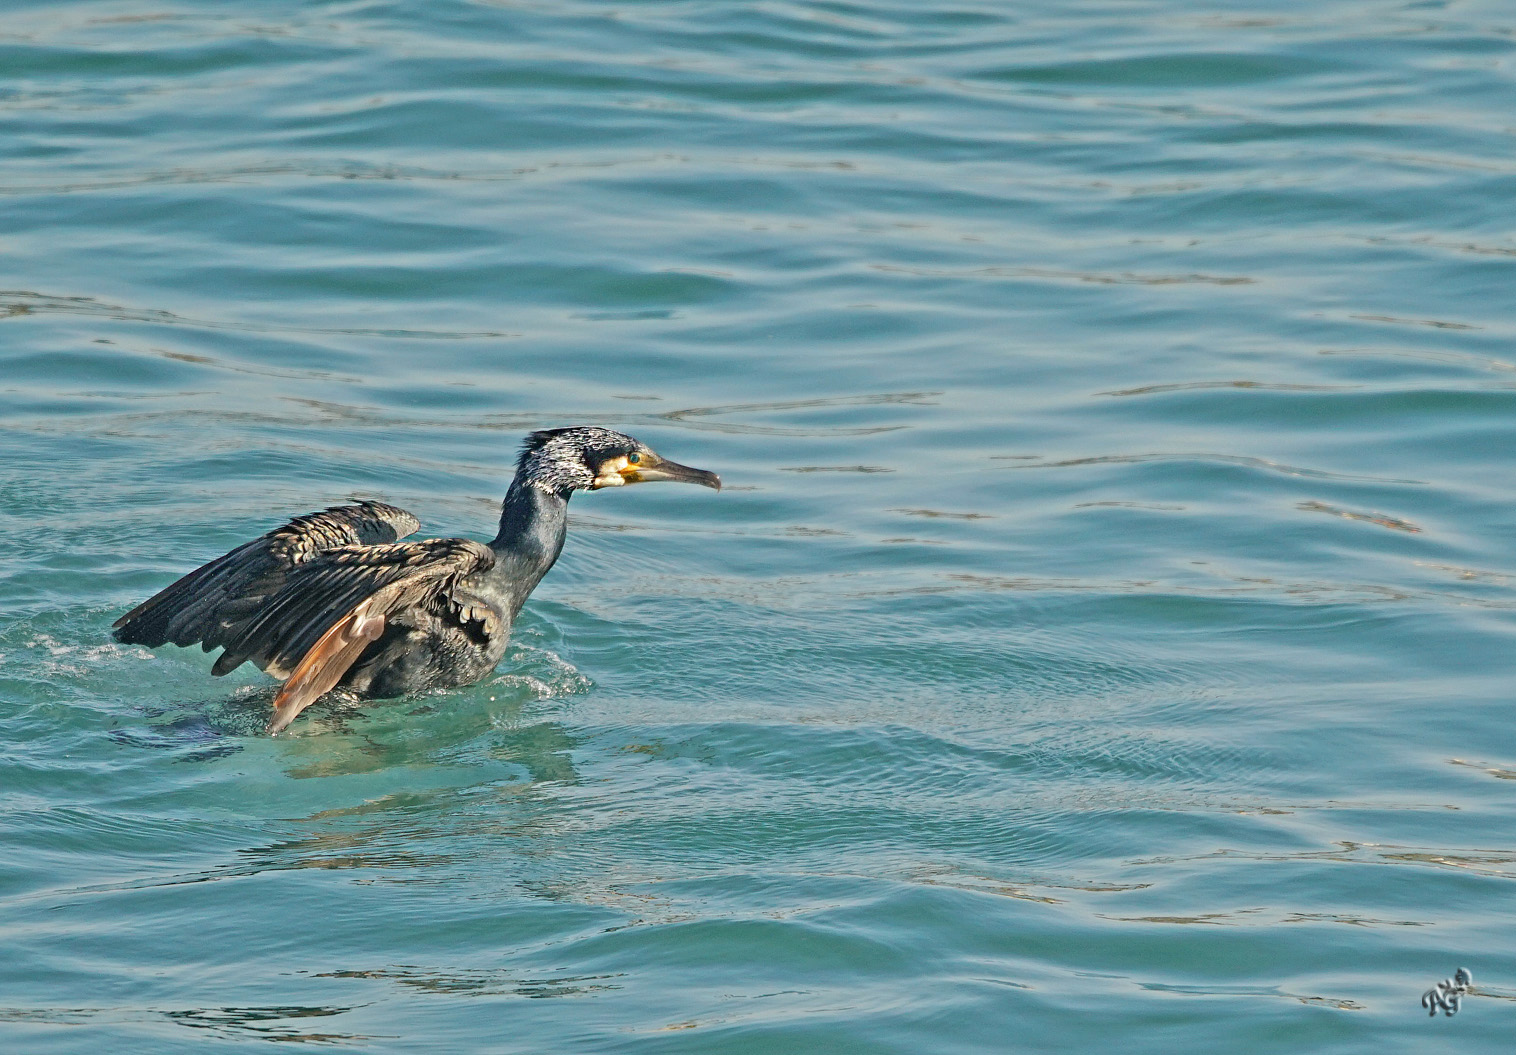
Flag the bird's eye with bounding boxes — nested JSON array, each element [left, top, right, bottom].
[[627, 452, 641, 464]]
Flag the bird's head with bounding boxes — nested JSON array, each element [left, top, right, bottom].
[[517, 427, 721, 497]]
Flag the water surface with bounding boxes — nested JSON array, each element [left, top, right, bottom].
[[3, 0, 1516, 1050]]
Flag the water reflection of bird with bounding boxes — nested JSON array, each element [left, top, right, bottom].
[[113, 427, 720, 735]]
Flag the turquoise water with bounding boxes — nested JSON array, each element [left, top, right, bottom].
[[3, 0, 1515, 1049]]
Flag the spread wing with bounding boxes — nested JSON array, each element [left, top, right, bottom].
[[112, 502, 422, 656], [217, 536, 495, 681], [235, 538, 496, 734], [115, 501, 497, 734]]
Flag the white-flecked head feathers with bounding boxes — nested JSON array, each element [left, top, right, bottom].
[[516, 426, 640, 495]]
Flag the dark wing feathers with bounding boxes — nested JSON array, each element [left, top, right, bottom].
[[215, 538, 495, 679], [265, 597, 393, 735], [113, 502, 420, 652], [116, 503, 494, 721]]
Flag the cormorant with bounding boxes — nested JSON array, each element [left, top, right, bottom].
[[113, 427, 720, 734]]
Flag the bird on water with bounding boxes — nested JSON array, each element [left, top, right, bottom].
[[113, 427, 720, 735]]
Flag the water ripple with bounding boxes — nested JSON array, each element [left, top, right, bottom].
[[4, 0, 1516, 1050], [0, 289, 512, 339]]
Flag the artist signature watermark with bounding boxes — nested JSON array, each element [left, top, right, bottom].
[[1421, 968, 1473, 1017]]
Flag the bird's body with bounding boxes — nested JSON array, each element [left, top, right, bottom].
[[113, 427, 719, 733]]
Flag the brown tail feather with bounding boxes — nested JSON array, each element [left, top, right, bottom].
[[264, 601, 386, 735]]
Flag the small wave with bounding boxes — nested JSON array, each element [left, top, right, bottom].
[[1347, 312, 1482, 331], [0, 289, 512, 339], [1297, 500, 1421, 533], [993, 451, 1426, 485], [1100, 380, 1354, 397], [869, 263, 1254, 286]]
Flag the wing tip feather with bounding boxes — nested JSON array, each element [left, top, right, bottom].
[[264, 604, 386, 735]]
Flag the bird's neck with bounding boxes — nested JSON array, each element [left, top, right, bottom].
[[485, 478, 571, 617]]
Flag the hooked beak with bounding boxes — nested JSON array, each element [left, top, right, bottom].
[[622, 453, 721, 491]]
